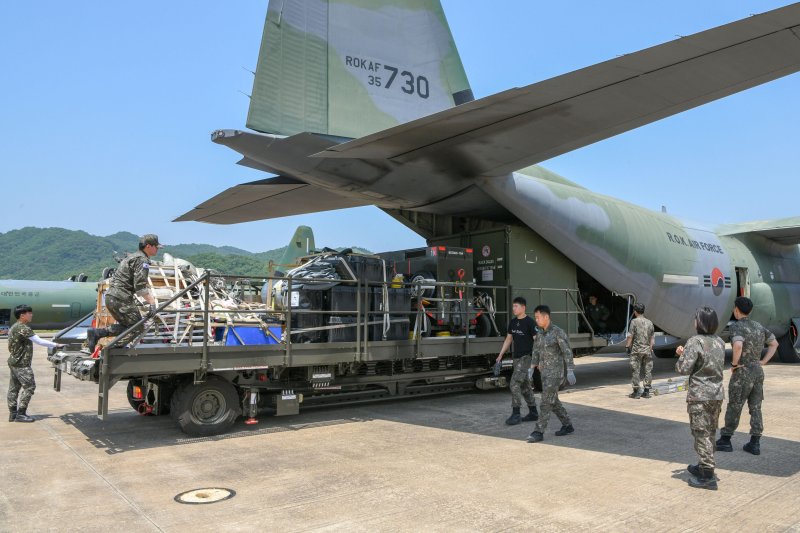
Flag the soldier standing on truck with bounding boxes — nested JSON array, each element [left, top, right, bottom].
[[495, 296, 538, 425], [716, 296, 779, 456], [527, 305, 577, 443], [626, 303, 655, 399], [87, 234, 163, 351], [7, 305, 64, 422]]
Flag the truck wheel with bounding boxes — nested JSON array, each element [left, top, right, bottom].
[[778, 328, 800, 363], [169, 376, 241, 436], [126, 380, 145, 412]]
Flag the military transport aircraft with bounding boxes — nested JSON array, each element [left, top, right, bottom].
[[0, 279, 97, 333], [177, 0, 800, 362]]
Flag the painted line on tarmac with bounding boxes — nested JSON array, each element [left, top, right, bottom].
[[40, 419, 165, 532]]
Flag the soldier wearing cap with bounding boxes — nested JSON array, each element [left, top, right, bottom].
[[87, 234, 163, 351], [626, 302, 655, 399]]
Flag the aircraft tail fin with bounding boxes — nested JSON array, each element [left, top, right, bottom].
[[246, 0, 473, 140], [269, 225, 316, 274]]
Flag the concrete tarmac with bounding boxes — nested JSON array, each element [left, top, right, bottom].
[[1, 344, 799, 532]]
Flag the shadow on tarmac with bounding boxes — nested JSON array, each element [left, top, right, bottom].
[[59, 409, 371, 455], [57, 355, 799, 478]]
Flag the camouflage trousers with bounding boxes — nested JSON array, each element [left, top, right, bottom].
[[629, 350, 653, 389], [688, 400, 722, 469], [509, 355, 535, 408], [106, 294, 145, 345], [534, 378, 571, 433], [721, 364, 764, 437], [7, 365, 36, 411]]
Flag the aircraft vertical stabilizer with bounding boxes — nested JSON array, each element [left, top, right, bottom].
[[268, 225, 316, 275], [247, 0, 473, 139]]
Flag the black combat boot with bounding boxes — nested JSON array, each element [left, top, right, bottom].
[[8, 408, 17, 422], [521, 404, 538, 422], [743, 435, 761, 456], [688, 467, 718, 490], [87, 328, 109, 352], [629, 388, 641, 399], [527, 431, 544, 443], [715, 434, 733, 452], [505, 407, 521, 426], [555, 424, 575, 436], [641, 388, 651, 399], [687, 464, 700, 477], [14, 408, 35, 423]]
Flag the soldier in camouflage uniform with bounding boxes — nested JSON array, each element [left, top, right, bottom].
[[716, 297, 779, 456], [675, 306, 725, 490], [626, 303, 655, 399], [87, 234, 162, 351], [496, 297, 538, 425], [7, 305, 63, 422], [527, 305, 576, 443]]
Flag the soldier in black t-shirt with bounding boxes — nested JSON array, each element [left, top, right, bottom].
[[496, 296, 538, 425]]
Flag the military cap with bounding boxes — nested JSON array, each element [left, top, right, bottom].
[[139, 234, 164, 249]]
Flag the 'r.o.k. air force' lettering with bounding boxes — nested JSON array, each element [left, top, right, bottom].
[[665, 232, 724, 254]]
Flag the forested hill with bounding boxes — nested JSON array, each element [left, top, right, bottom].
[[0, 227, 370, 280]]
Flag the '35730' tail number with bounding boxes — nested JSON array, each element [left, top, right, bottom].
[[369, 66, 429, 98]]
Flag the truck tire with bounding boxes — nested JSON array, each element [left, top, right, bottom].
[[169, 376, 241, 437], [778, 328, 800, 363], [126, 380, 145, 412]]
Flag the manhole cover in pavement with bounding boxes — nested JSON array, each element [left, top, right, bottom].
[[174, 488, 236, 505]]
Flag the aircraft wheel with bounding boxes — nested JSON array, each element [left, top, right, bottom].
[[778, 326, 800, 363]]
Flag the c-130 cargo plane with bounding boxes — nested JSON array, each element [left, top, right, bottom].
[[178, 0, 800, 362]]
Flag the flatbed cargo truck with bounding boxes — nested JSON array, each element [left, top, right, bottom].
[[49, 239, 607, 436]]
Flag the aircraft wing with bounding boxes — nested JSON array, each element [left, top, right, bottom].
[[718, 217, 800, 245], [317, 4, 800, 177], [174, 175, 370, 224]]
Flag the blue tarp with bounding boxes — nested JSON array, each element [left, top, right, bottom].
[[225, 326, 281, 346]]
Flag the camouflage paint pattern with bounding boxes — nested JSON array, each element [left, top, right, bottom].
[[481, 175, 800, 340], [247, 0, 471, 139], [210, 1, 800, 345]]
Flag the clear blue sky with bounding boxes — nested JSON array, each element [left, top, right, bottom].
[[1, 1, 797, 253]]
